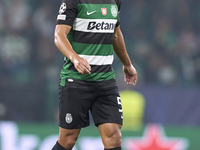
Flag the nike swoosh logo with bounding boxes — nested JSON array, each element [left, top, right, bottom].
[[87, 10, 96, 15]]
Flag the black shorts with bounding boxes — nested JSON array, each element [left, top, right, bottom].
[[58, 78, 123, 129]]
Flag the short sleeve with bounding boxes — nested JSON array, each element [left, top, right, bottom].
[[115, 0, 121, 27], [56, 0, 78, 26]]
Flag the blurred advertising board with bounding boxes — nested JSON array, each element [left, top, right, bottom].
[[0, 121, 199, 150]]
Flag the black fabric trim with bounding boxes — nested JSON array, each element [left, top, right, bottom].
[[69, 62, 113, 73], [73, 31, 114, 44]]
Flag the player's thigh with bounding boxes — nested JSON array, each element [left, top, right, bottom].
[[98, 123, 122, 137], [91, 86, 123, 126]]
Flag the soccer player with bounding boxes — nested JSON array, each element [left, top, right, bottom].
[[52, 0, 137, 149]]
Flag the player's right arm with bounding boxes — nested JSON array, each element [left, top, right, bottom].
[[54, 25, 91, 74], [55, 0, 91, 74]]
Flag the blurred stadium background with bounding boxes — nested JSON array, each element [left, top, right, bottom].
[[0, 0, 200, 149]]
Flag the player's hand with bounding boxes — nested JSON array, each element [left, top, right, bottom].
[[72, 56, 91, 74], [123, 64, 137, 86]]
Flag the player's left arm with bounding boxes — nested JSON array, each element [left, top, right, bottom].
[[112, 25, 137, 86]]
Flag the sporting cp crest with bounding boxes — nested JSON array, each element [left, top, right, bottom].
[[65, 113, 73, 124], [111, 5, 118, 18], [101, 8, 107, 16]]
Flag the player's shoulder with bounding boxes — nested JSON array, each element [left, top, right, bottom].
[[58, 0, 80, 13]]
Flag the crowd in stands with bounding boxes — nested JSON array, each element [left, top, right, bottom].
[[120, 0, 200, 86]]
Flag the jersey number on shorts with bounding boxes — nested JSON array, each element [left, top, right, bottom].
[[117, 97, 123, 113]]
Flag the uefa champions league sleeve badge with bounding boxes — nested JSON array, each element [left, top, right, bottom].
[[59, 3, 67, 14]]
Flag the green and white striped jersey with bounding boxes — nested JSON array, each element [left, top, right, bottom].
[[57, 0, 121, 86]]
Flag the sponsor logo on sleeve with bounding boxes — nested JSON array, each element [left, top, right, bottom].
[[57, 14, 66, 20]]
